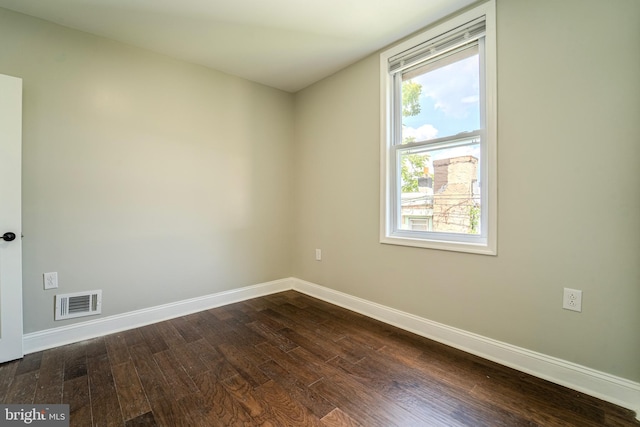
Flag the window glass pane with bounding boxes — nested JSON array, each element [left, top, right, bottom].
[[401, 47, 480, 144], [398, 137, 481, 235]]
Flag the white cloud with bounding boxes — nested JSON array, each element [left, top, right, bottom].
[[403, 124, 438, 142]]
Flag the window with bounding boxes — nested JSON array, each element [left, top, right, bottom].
[[380, 1, 496, 255]]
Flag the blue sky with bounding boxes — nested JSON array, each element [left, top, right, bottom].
[[402, 54, 480, 142]]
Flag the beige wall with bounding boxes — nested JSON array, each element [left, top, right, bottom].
[[0, 8, 294, 333], [292, 0, 640, 382]]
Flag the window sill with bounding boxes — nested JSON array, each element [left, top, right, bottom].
[[380, 234, 496, 256]]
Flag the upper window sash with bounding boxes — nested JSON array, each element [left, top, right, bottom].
[[392, 42, 481, 149]]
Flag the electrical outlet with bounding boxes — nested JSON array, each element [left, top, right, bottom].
[[562, 288, 582, 312], [315, 249, 322, 261], [44, 272, 58, 290]]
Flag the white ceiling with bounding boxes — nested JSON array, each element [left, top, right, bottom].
[[0, 0, 475, 92]]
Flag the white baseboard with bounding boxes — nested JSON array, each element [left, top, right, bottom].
[[23, 278, 293, 355], [22, 276, 639, 419], [291, 278, 640, 420]]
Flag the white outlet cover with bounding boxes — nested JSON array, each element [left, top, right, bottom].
[[562, 288, 582, 312]]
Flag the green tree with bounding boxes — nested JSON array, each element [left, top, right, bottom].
[[402, 80, 422, 117], [401, 80, 429, 193], [469, 205, 480, 234], [401, 153, 427, 192]]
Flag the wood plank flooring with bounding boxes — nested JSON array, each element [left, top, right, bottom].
[[1, 291, 638, 426]]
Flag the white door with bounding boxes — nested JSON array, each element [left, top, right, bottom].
[[0, 73, 23, 363]]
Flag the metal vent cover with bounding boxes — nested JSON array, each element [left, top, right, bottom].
[[55, 290, 102, 320]]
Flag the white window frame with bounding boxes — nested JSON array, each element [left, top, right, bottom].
[[379, 0, 497, 255]]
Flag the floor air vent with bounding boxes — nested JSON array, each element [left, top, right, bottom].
[[55, 290, 102, 320]]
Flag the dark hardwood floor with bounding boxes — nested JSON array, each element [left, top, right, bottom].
[[1, 291, 638, 426]]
